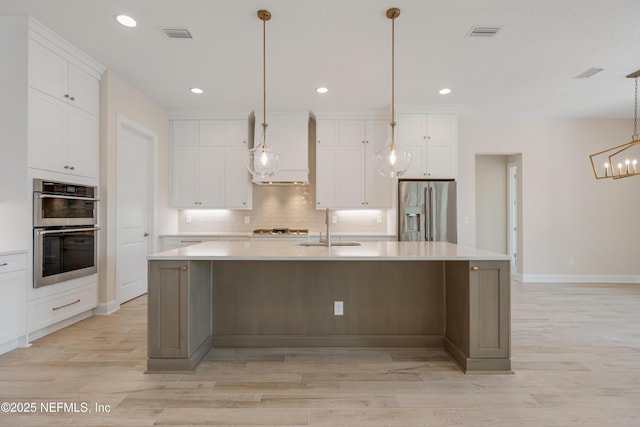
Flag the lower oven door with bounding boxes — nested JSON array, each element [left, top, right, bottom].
[[34, 227, 99, 288]]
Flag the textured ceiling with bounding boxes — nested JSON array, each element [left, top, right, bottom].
[[2, 0, 640, 118]]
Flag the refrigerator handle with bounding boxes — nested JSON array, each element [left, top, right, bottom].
[[428, 187, 434, 241]]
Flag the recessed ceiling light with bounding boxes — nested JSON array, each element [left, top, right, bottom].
[[190, 87, 204, 94], [115, 14, 137, 28], [316, 87, 329, 94], [439, 88, 452, 95]]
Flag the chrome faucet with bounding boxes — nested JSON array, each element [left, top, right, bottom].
[[325, 208, 332, 247], [319, 208, 332, 247]]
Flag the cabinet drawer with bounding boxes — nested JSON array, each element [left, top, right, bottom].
[[0, 253, 27, 274], [30, 283, 96, 332]]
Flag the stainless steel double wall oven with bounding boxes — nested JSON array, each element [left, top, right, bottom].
[[33, 179, 99, 288]]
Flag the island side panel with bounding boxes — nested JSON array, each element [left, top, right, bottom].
[[211, 260, 445, 347], [148, 261, 189, 359], [147, 260, 213, 373], [444, 260, 511, 372], [188, 261, 213, 356]]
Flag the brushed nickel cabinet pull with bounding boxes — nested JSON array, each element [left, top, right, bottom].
[[181, 266, 188, 271], [52, 299, 81, 311], [0, 262, 8, 267], [471, 266, 479, 271]]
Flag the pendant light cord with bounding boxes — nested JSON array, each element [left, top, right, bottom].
[[390, 14, 396, 147], [262, 14, 268, 148]]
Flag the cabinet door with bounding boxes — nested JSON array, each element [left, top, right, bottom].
[[225, 120, 249, 147], [402, 144, 427, 179], [171, 120, 199, 147], [426, 143, 455, 178], [198, 147, 225, 208], [316, 145, 337, 208], [29, 40, 67, 101], [335, 145, 365, 208], [365, 120, 393, 208], [67, 63, 99, 115], [224, 146, 251, 208], [469, 261, 510, 358], [148, 261, 189, 358], [397, 113, 426, 142], [316, 119, 339, 146], [339, 120, 366, 146], [172, 147, 199, 207], [67, 106, 98, 178], [426, 114, 457, 141], [28, 90, 66, 174], [199, 120, 225, 146], [0, 268, 26, 346]]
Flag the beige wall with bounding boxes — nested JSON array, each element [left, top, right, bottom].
[[459, 118, 640, 281], [98, 69, 175, 311], [475, 155, 508, 254]]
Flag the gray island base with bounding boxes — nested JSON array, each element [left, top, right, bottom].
[[146, 241, 511, 374]]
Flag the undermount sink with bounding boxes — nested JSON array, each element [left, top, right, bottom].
[[296, 241, 361, 247]]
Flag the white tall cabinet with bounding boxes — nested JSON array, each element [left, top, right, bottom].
[[397, 112, 458, 179], [171, 117, 252, 209], [316, 117, 393, 208], [0, 16, 104, 351]]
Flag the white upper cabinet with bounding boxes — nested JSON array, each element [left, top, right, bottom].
[[397, 113, 458, 179], [316, 118, 393, 208], [27, 37, 101, 178], [29, 40, 99, 116], [171, 118, 252, 209]]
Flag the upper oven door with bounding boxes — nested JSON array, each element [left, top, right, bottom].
[[34, 192, 99, 227]]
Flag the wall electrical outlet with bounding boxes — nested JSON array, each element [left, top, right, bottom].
[[331, 215, 338, 224], [244, 216, 250, 224], [186, 215, 192, 224], [334, 301, 344, 316]]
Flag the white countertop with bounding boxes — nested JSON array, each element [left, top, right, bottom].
[[148, 240, 510, 261]]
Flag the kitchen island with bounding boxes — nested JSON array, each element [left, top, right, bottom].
[[147, 240, 511, 373]]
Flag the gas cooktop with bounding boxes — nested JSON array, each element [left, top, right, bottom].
[[252, 228, 309, 236]]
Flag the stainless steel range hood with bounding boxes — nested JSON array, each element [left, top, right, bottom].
[[252, 110, 310, 185]]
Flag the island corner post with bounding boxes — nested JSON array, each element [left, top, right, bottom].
[[146, 241, 511, 374]]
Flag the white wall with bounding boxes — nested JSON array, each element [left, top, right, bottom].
[[459, 118, 640, 282], [98, 69, 175, 310]]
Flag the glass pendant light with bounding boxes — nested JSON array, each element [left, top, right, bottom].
[[247, 10, 280, 180], [375, 7, 411, 178]]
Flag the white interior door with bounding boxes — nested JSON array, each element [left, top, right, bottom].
[[507, 162, 518, 269], [116, 116, 155, 304]]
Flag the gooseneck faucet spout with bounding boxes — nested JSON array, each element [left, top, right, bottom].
[[325, 208, 332, 247]]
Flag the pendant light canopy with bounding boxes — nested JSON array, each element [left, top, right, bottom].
[[589, 70, 640, 179], [375, 7, 411, 178], [247, 9, 280, 180]]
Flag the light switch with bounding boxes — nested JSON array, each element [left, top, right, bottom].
[[244, 216, 250, 224], [334, 301, 343, 316]]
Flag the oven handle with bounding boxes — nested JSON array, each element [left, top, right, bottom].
[[36, 227, 100, 235], [36, 193, 100, 202]]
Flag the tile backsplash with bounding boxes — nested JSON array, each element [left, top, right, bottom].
[[177, 184, 392, 235]]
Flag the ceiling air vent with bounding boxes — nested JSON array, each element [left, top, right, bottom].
[[574, 67, 604, 79], [466, 25, 503, 38], [161, 28, 193, 39]]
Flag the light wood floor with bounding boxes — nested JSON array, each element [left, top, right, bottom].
[[0, 280, 638, 426]]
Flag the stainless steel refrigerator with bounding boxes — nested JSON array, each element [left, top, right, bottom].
[[398, 180, 457, 242]]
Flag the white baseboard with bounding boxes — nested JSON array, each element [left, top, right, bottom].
[[520, 274, 640, 284], [94, 299, 120, 315]]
